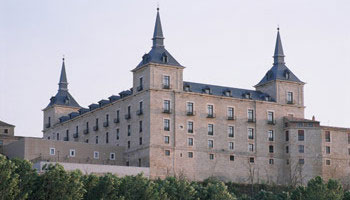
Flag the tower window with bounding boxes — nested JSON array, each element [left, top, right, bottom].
[[287, 92, 293, 104], [162, 53, 168, 63]]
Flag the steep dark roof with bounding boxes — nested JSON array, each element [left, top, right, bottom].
[[0, 120, 15, 127], [135, 8, 182, 69], [256, 29, 303, 86], [45, 58, 81, 109], [183, 81, 274, 102]]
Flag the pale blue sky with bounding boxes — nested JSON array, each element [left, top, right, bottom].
[[1, 0, 349, 137]]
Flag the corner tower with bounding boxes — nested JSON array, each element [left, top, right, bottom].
[[132, 8, 184, 93], [255, 29, 305, 114], [43, 58, 81, 131]]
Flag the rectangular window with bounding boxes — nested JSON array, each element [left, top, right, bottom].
[[209, 154, 214, 160], [139, 121, 143, 132], [248, 128, 254, 140], [299, 159, 305, 165], [208, 140, 214, 148], [287, 92, 293, 104], [56, 133, 60, 141], [326, 146, 331, 154], [188, 138, 194, 146], [268, 130, 274, 141], [128, 141, 130, 149], [164, 136, 170, 144], [298, 145, 304, 153], [187, 102, 194, 115], [94, 151, 99, 159], [298, 130, 305, 141], [95, 136, 98, 144], [138, 77, 143, 91], [267, 111, 274, 124], [110, 153, 115, 160], [208, 124, 214, 135], [127, 106, 131, 116], [50, 148, 55, 155], [139, 137, 143, 145], [187, 121, 193, 133], [116, 129, 120, 140], [227, 107, 234, 119], [286, 146, 289, 153], [163, 75, 170, 88], [163, 100, 170, 113], [70, 149, 75, 157], [164, 119, 170, 131], [128, 125, 131, 136], [116, 110, 120, 121], [106, 132, 109, 144], [138, 101, 143, 115], [269, 159, 274, 165], [188, 152, 193, 158], [138, 159, 142, 167], [248, 109, 254, 121], [228, 126, 234, 138], [325, 131, 331, 142], [65, 130, 69, 141], [286, 131, 289, 141], [230, 155, 235, 161], [269, 145, 274, 153], [207, 105, 214, 117], [249, 144, 254, 152], [229, 142, 234, 150], [326, 159, 331, 166], [165, 150, 170, 156], [249, 157, 255, 163]]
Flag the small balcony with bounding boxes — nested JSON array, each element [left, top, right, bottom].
[[137, 109, 143, 116], [73, 133, 79, 138], [103, 122, 109, 127], [137, 85, 143, 91], [227, 116, 236, 120], [267, 120, 276, 125], [114, 118, 120, 124], [63, 137, 69, 141], [45, 123, 51, 128], [164, 127, 170, 131], [248, 118, 256, 123], [93, 126, 99, 131], [162, 84, 171, 89], [163, 109, 171, 114], [207, 113, 216, 118], [83, 129, 89, 134], [188, 129, 193, 134], [287, 100, 294, 105], [125, 114, 131, 120], [186, 111, 196, 116]]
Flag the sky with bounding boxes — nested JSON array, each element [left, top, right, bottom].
[[0, 0, 349, 137]]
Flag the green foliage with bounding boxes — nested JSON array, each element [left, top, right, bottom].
[[343, 191, 350, 200], [0, 155, 20, 200], [194, 178, 237, 200]]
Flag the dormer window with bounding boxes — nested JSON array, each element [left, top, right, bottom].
[[64, 96, 70, 104], [50, 96, 55, 103], [162, 53, 168, 63], [284, 70, 290, 79], [244, 93, 251, 99], [203, 87, 211, 94], [224, 90, 231, 97], [184, 85, 191, 92], [142, 54, 149, 64], [265, 96, 271, 101]]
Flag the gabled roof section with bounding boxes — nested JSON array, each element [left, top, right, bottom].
[[135, 8, 182, 69], [183, 81, 274, 102], [256, 29, 303, 87], [0, 120, 15, 127], [45, 58, 81, 109]]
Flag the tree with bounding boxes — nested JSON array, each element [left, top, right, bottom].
[[0, 155, 20, 200], [119, 174, 160, 200], [194, 178, 237, 200], [154, 176, 197, 200]]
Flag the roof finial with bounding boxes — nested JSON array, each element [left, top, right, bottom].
[[273, 27, 285, 65], [58, 56, 68, 91], [152, 6, 164, 48], [62, 54, 65, 62], [277, 25, 280, 31], [157, 2, 159, 11]]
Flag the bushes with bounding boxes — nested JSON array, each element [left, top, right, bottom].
[[0, 155, 349, 200]]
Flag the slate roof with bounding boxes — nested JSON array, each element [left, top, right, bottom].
[[183, 81, 274, 102], [0, 120, 15, 127], [45, 58, 81, 109], [256, 29, 303, 86], [135, 8, 182, 69]]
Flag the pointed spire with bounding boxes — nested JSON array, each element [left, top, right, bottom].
[[273, 27, 285, 65], [58, 57, 68, 91], [152, 7, 165, 48]]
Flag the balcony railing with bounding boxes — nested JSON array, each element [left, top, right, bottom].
[[287, 101, 294, 105], [137, 85, 143, 91], [186, 111, 196, 116], [164, 127, 170, 131], [227, 116, 236, 120], [73, 133, 79, 138], [114, 118, 120, 124], [267, 120, 276, 125], [125, 114, 131, 120], [248, 118, 256, 123], [83, 129, 89, 134], [93, 126, 99, 131], [63, 137, 69, 141], [188, 129, 193, 134], [207, 113, 216, 118], [163, 109, 171, 114], [162, 84, 170, 89], [137, 109, 143, 116], [103, 122, 109, 127]]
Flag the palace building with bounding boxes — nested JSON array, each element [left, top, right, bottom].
[[38, 8, 350, 185]]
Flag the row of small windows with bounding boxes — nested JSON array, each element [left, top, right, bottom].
[[138, 75, 171, 91], [49, 148, 116, 160]]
